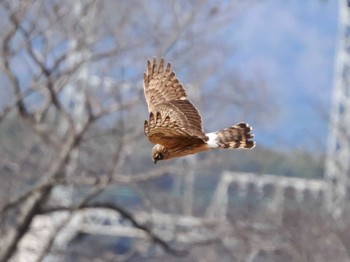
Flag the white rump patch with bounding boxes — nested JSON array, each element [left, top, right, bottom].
[[206, 132, 218, 148]]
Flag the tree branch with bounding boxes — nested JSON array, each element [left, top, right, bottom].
[[0, 114, 91, 262], [39, 202, 188, 257]]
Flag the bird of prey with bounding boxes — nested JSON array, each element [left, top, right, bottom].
[[143, 57, 255, 163]]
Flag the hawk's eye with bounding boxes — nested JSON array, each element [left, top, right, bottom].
[[156, 153, 164, 160]]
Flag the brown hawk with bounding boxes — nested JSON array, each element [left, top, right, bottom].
[[143, 57, 255, 163]]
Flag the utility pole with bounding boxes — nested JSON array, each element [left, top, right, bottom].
[[325, 0, 350, 219]]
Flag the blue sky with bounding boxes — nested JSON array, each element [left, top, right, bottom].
[[0, 1, 338, 155], [228, 0, 338, 152]]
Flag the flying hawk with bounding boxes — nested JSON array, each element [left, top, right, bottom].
[[143, 57, 255, 163]]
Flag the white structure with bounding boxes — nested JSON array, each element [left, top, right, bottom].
[[206, 172, 328, 221], [325, 0, 350, 219]]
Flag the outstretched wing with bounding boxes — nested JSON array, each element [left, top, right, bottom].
[[144, 110, 207, 150], [143, 57, 206, 147], [143, 57, 187, 112]]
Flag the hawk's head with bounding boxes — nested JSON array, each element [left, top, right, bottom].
[[152, 144, 168, 164]]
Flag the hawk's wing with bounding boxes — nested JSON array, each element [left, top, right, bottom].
[[143, 58, 206, 148], [143, 57, 187, 112], [144, 108, 206, 150]]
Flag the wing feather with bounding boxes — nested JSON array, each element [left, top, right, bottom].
[[144, 111, 206, 149], [154, 100, 205, 136], [143, 57, 187, 111], [143, 57, 206, 147]]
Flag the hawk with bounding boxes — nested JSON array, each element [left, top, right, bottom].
[[143, 57, 255, 163]]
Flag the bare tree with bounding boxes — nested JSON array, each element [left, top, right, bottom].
[[0, 0, 278, 261]]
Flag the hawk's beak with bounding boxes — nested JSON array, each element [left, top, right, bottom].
[[153, 159, 157, 164]]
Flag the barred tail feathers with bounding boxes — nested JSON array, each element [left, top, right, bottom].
[[206, 123, 255, 149]]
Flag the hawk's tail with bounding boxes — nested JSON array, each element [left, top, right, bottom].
[[206, 123, 255, 149]]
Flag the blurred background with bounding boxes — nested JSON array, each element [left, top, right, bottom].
[[0, 0, 349, 261]]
